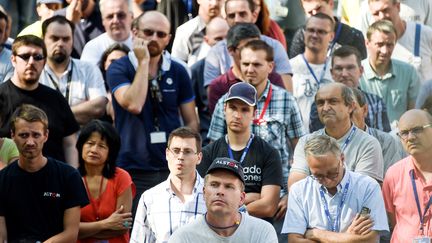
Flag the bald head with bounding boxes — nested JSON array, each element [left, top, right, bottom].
[[138, 11, 171, 33], [399, 109, 432, 128], [205, 17, 229, 46], [398, 109, 432, 157]]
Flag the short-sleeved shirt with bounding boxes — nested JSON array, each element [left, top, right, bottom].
[[130, 173, 206, 243], [203, 35, 292, 87], [383, 156, 432, 242], [207, 68, 284, 114], [198, 135, 283, 193], [0, 81, 80, 162], [0, 158, 89, 241], [39, 58, 107, 106], [290, 54, 333, 133], [282, 170, 389, 235], [0, 138, 18, 167], [360, 58, 420, 124], [79, 168, 135, 243], [107, 51, 195, 171], [208, 81, 305, 193], [291, 126, 384, 181]]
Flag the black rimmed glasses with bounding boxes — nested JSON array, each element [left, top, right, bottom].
[[310, 161, 341, 181], [397, 124, 432, 140], [168, 148, 198, 158], [16, 53, 45, 62], [140, 28, 169, 38]]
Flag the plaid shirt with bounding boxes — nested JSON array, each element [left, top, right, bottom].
[[130, 173, 206, 243], [207, 81, 306, 194]]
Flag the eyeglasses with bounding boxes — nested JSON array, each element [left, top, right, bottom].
[[104, 12, 128, 21], [305, 27, 330, 35], [397, 124, 432, 140], [310, 161, 341, 181], [16, 53, 45, 62], [140, 28, 169, 38], [168, 147, 198, 157]]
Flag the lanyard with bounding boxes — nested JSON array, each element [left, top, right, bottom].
[[253, 84, 272, 125], [83, 175, 105, 221], [302, 54, 327, 86], [340, 127, 357, 153], [319, 176, 350, 232], [328, 22, 343, 56], [226, 134, 254, 165], [410, 170, 432, 235], [168, 184, 201, 235], [47, 60, 74, 104], [150, 70, 163, 130]]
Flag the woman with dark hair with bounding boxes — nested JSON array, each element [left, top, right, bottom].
[[99, 43, 131, 123], [254, 0, 287, 50], [77, 120, 135, 243]]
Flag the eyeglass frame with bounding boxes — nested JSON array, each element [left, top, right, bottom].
[[139, 28, 169, 39], [15, 53, 45, 62], [397, 124, 432, 140], [167, 147, 199, 158], [310, 160, 342, 181]]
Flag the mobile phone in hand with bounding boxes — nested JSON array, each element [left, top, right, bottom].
[[360, 207, 371, 216]]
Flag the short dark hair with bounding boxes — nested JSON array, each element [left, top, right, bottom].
[[331, 45, 362, 67], [167, 127, 202, 152], [12, 35, 47, 59], [240, 39, 274, 62], [225, 0, 255, 14], [76, 120, 121, 179], [99, 43, 130, 71], [351, 88, 367, 107], [42, 15, 75, 38], [306, 12, 335, 31], [10, 104, 48, 133], [226, 23, 261, 49]]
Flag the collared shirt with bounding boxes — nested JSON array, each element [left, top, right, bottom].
[[291, 125, 384, 181], [171, 15, 206, 66], [383, 156, 432, 242], [130, 172, 207, 243], [208, 81, 305, 194], [39, 58, 107, 106], [282, 170, 389, 235], [361, 58, 420, 125]]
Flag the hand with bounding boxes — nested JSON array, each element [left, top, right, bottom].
[[274, 194, 288, 220], [101, 205, 133, 231], [66, 0, 82, 23], [347, 213, 374, 235], [133, 37, 150, 63], [305, 228, 321, 241]]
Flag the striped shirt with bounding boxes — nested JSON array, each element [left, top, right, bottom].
[[130, 173, 206, 243], [207, 81, 306, 194]]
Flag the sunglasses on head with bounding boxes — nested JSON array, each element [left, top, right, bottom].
[[16, 53, 45, 61], [141, 28, 168, 38]]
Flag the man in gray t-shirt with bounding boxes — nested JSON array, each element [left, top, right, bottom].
[[169, 157, 278, 243]]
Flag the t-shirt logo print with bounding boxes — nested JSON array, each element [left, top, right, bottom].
[[43, 192, 61, 198]]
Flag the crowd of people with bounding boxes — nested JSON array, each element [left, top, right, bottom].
[[0, 0, 431, 242]]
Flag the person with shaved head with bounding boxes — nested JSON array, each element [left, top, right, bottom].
[[383, 109, 432, 242], [106, 11, 199, 215]]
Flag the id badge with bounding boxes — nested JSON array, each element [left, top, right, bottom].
[[413, 236, 431, 243], [150, 131, 167, 144]]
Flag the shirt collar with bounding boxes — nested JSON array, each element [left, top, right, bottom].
[[44, 58, 73, 79], [128, 50, 172, 71], [258, 80, 272, 101], [363, 59, 395, 80], [165, 171, 204, 195]]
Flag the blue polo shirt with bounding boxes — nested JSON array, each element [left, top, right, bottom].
[[107, 51, 195, 171]]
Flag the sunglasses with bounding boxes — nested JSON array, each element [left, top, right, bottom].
[[141, 28, 168, 38], [16, 53, 45, 62]]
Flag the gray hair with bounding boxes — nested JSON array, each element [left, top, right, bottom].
[[99, 0, 132, 15], [304, 135, 341, 158]]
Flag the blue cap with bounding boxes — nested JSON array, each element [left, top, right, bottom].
[[225, 82, 257, 106]]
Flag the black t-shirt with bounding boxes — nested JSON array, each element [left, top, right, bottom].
[[0, 158, 89, 242], [198, 135, 283, 193], [0, 81, 80, 162]]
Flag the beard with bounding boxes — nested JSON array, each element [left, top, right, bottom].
[[148, 40, 163, 57], [51, 52, 68, 64]]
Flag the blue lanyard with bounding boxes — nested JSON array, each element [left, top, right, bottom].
[[328, 22, 343, 55], [340, 127, 357, 153], [410, 169, 432, 235], [302, 54, 328, 86], [319, 176, 350, 232], [227, 134, 254, 165]]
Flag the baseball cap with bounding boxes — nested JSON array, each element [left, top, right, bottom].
[[206, 157, 245, 184], [224, 82, 257, 106], [37, 0, 62, 4]]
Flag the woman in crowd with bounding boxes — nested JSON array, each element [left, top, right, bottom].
[[77, 120, 135, 243], [254, 0, 287, 50]]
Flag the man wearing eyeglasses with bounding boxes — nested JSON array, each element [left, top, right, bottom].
[[130, 127, 206, 243], [0, 35, 80, 167], [290, 12, 334, 133], [282, 134, 389, 242], [382, 109, 432, 242], [80, 0, 133, 65], [107, 11, 199, 216]]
